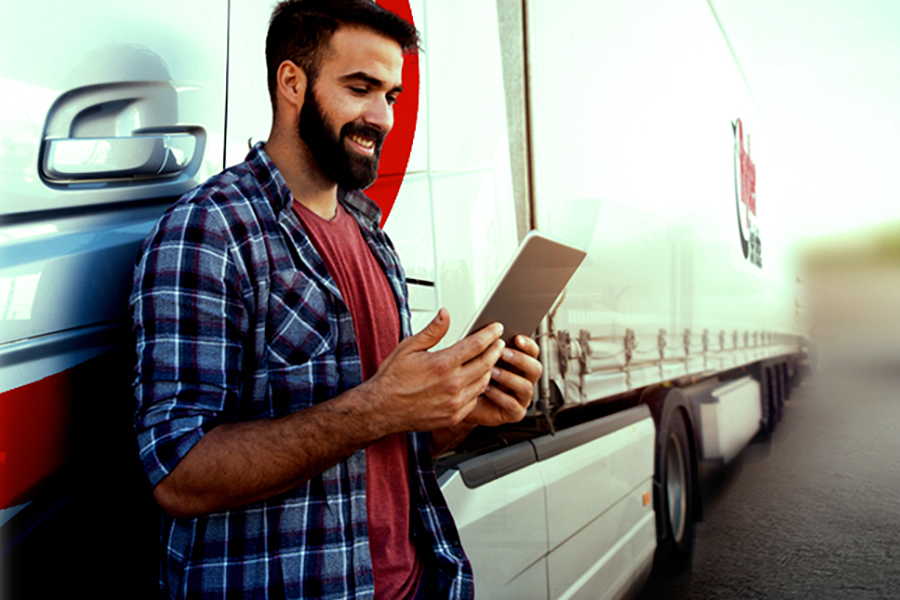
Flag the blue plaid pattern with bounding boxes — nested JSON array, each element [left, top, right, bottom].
[[131, 144, 473, 599]]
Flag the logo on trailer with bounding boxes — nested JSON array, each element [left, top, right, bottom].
[[733, 118, 761, 268]]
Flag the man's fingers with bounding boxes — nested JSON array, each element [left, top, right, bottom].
[[482, 385, 529, 421], [432, 337, 503, 411], [441, 384, 481, 427], [514, 334, 540, 359], [403, 308, 450, 353], [444, 322, 504, 365], [457, 337, 505, 382], [487, 363, 534, 407], [499, 343, 543, 384]]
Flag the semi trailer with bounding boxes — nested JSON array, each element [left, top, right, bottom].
[[0, 0, 805, 597]]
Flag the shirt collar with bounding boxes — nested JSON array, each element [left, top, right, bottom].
[[247, 142, 384, 231]]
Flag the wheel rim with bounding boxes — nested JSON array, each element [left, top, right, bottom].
[[666, 431, 687, 543]]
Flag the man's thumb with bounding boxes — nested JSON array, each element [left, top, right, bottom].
[[407, 308, 450, 351]]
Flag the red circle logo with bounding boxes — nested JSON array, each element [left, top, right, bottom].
[[366, 0, 419, 227]]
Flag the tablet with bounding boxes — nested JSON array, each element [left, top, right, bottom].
[[458, 230, 587, 344]]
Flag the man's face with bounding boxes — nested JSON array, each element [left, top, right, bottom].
[[299, 26, 404, 190]]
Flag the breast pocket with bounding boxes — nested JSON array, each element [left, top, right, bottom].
[[265, 269, 334, 368]]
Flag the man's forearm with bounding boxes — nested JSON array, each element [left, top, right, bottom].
[[158, 394, 476, 518], [153, 383, 387, 519]]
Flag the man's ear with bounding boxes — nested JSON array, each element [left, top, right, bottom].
[[275, 60, 308, 117]]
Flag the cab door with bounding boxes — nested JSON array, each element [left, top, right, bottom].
[[0, 1, 227, 596]]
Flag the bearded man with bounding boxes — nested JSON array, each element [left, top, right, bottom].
[[130, 1, 541, 598]]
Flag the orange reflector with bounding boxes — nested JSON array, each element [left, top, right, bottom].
[[642, 492, 651, 507]]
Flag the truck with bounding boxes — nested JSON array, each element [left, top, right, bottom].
[[0, 0, 806, 598]]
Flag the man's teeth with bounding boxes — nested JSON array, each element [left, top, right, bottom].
[[349, 135, 374, 149]]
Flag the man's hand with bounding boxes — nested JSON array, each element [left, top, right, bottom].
[[463, 334, 542, 428], [429, 329, 542, 456], [365, 307, 507, 434]]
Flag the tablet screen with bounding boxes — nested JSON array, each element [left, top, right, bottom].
[[459, 230, 586, 343]]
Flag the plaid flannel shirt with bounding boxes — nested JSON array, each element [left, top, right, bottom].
[[131, 144, 473, 599]]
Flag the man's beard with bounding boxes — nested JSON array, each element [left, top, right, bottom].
[[299, 87, 386, 190]]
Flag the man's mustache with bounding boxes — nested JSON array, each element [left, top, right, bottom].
[[341, 122, 387, 154]]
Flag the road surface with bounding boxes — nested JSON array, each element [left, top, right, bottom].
[[640, 268, 900, 599]]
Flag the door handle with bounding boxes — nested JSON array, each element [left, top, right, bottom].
[[42, 133, 196, 181]]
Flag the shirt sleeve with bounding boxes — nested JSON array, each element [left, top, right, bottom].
[[130, 198, 248, 487]]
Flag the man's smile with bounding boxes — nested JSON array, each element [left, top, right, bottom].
[[347, 133, 376, 155]]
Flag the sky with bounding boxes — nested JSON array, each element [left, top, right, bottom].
[[710, 0, 900, 244]]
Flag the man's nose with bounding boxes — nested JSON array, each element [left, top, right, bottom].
[[364, 95, 393, 133]]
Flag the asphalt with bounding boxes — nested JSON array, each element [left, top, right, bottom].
[[638, 360, 900, 599]]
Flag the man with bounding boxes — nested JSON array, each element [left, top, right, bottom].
[[130, 1, 541, 598]]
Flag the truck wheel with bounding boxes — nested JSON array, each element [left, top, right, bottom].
[[782, 362, 792, 399], [775, 365, 785, 422], [765, 367, 778, 433], [654, 409, 695, 575]]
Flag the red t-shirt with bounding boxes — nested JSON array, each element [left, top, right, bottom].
[[294, 200, 422, 599]]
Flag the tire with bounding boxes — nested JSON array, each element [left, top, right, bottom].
[[765, 367, 778, 433], [782, 362, 792, 399], [775, 365, 785, 422], [653, 408, 695, 575]]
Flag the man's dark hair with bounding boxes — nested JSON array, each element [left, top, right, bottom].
[[266, 0, 420, 110]]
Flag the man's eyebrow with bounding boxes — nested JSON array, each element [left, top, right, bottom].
[[340, 71, 403, 94]]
